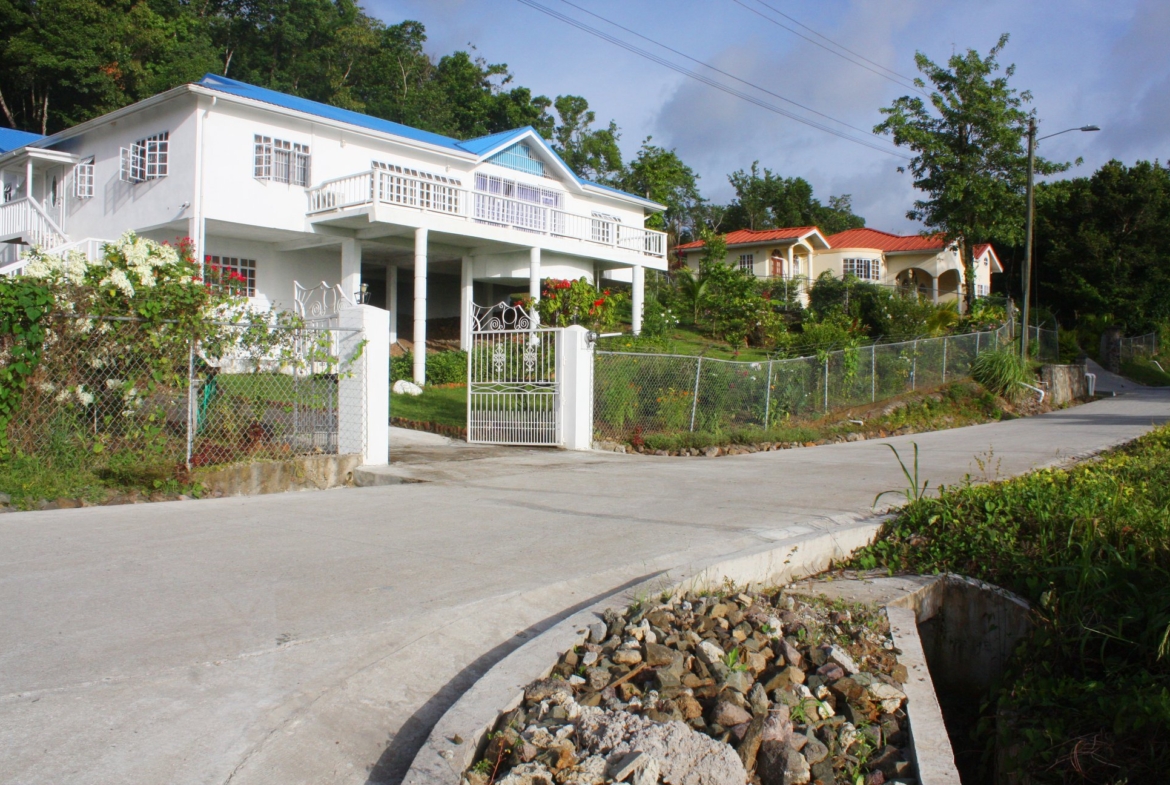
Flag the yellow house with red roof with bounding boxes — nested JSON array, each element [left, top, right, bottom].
[[676, 226, 1001, 306]]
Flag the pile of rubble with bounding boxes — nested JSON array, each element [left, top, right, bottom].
[[464, 588, 916, 785]]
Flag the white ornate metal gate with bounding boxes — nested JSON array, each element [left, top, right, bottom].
[[467, 302, 560, 446]]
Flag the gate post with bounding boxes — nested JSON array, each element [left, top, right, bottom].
[[558, 325, 594, 451], [339, 304, 390, 465]]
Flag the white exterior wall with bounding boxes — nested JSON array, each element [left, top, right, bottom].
[[53, 99, 199, 241]]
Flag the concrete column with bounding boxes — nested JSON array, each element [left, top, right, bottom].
[[25, 159, 33, 198], [341, 238, 362, 305], [386, 264, 398, 345], [931, 275, 939, 305], [460, 255, 474, 351], [338, 304, 390, 465], [413, 228, 428, 385], [529, 246, 541, 325], [631, 264, 644, 336], [557, 325, 594, 451]]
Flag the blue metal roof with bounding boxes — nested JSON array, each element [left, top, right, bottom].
[[195, 75, 662, 209], [0, 128, 43, 154]]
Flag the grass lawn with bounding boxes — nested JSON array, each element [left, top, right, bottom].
[[390, 385, 467, 428], [852, 425, 1170, 783], [637, 381, 1008, 452], [597, 324, 773, 361]]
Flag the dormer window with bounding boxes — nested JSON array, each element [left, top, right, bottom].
[[120, 132, 168, 183], [254, 135, 310, 187]]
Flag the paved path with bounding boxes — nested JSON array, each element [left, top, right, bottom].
[[2, 390, 1168, 785]]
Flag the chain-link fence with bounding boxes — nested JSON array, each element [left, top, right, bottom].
[[1120, 332, 1159, 360], [593, 322, 1014, 441], [1026, 325, 1060, 363], [5, 317, 365, 480]]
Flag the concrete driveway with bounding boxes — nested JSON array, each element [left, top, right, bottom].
[[2, 389, 1167, 785]]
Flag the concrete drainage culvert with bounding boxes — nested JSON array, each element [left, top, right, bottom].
[[462, 586, 917, 785]]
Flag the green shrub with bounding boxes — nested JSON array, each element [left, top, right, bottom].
[[391, 350, 467, 385], [970, 347, 1031, 400], [1121, 358, 1170, 386], [853, 425, 1170, 783]]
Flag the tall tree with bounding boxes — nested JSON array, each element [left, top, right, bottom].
[[723, 162, 864, 235], [549, 95, 623, 184], [874, 33, 1064, 309], [620, 138, 702, 245], [1033, 160, 1170, 331]]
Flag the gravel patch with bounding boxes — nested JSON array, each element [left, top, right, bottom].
[[464, 587, 916, 785]]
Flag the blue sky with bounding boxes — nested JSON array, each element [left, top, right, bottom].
[[371, 0, 1169, 232]]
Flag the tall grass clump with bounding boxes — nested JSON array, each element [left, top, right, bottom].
[[970, 347, 1031, 401], [852, 425, 1170, 782]]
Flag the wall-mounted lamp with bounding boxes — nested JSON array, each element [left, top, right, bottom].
[[357, 282, 370, 304]]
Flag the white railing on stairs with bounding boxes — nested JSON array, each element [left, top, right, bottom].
[[0, 196, 67, 249], [307, 170, 667, 260], [0, 237, 110, 277]]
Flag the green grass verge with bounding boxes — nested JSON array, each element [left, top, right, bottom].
[[851, 425, 1170, 783], [638, 382, 1005, 451], [390, 385, 467, 428], [1120, 358, 1170, 386], [597, 324, 773, 361]]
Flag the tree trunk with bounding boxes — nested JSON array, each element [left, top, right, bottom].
[[963, 238, 976, 312]]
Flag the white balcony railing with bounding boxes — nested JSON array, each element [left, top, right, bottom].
[[0, 196, 67, 250], [307, 170, 666, 259]]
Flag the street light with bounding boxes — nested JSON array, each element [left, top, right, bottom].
[[1021, 122, 1100, 360]]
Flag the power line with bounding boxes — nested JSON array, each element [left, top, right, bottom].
[[553, 0, 891, 144], [728, 0, 928, 96], [515, 0, 912, 159], [746, 0, 923, 86]]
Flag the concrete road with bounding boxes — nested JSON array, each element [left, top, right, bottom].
[[2, 390, 1167, 785]]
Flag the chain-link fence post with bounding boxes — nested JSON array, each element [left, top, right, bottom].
[[823, 357, 829, 413], [871, 345, 876, 402], [942, 336, 948, 384], [763, 359, 773, 428], [689, 356, 702, 432], [911, 339, 918, 391], [186, 339, 195, 466]]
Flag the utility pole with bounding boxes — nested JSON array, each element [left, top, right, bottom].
[[1021, 118, 1036, 361]]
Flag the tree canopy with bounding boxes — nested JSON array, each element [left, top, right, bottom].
[[1032, 160, 1170, 332], [874, 33, 1064, 309], [721, 162, 865, 236]]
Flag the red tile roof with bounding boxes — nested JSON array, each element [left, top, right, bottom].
[[676, 226, 821, 251], [825, 227, 946, 253]]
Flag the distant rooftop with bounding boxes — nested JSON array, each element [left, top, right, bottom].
[[825, 227, 946, 253], [676, 227, 823, 251]]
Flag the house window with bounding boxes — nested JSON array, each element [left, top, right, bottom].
[[975, 284, 989, 297], [254, 135, 310, 186], [120, 132, 169, 183], [205, 255, 257, 297], [843, 257, 881, 281], [74, 159, 94, 198], [738, 253, 755, 274], [474, 173, 561, 209]]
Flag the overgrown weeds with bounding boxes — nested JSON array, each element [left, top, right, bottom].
[[852, 425, 1170, 782], [970, 347, 1032, 401]]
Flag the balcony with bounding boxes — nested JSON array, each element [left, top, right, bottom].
[[307, 170, 666, 260]]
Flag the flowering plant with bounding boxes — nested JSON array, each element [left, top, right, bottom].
[[526, 277, 624, 331]]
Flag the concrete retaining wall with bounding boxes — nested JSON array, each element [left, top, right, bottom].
[[1040, 364, 1088, 406], [195, 453, 361, 496]]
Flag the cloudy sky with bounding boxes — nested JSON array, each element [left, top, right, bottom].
[[370, 0, 1168, 233]]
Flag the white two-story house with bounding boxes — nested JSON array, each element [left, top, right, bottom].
[[0, 75, 667, 382]]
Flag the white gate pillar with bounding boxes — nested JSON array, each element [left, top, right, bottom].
[[338, 304, 390, 465], [341, 238, 361, 305], [413, 227, 428, 385], [460, 255, 474, 351], [557, 325, 594, 451], [631, 264, 644, 336], [386, 264, 398, 345]]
